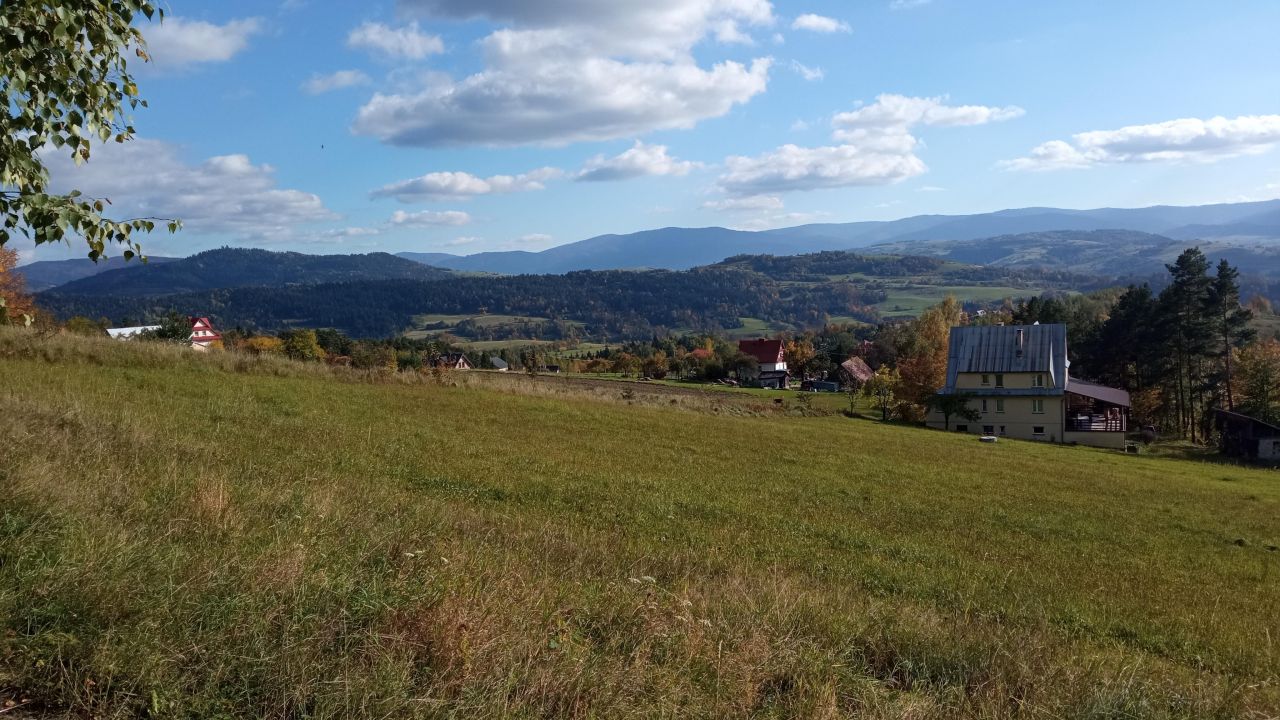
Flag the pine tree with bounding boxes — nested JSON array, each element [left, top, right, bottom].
[[1158, 249, 1214, 442], [1206, 259, 1254, 410]]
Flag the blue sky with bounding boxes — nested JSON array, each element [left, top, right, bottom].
[[25, 0, 1280, 261]]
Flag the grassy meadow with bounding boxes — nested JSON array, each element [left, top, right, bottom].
[[1, 328, 1278, 718]]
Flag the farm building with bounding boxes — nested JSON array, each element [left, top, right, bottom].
[[926, 323, 1131, 449], [1214, 409, 1280, 461], [839, 356, 875, 389], [489, 356, 509, 371], [737, 338, 789, 389], [106, 325, 161, 340]]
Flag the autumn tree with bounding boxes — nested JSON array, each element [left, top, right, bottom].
[[1235, 340, 1280, 425], [897, 295, 964, 411], [784, 338, 816, 379], [0, 247, 34, 324], [281, 329, 324, 362], [2, 2, 181, 258]]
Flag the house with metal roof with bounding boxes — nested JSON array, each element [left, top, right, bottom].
[[737, 338, 789, 389], [926, 323, 1131, 449]]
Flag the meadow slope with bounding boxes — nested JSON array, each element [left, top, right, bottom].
[[1, 329, 1277, 718]]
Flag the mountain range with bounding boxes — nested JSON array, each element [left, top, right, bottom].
[[393, 199, 1280, 275]]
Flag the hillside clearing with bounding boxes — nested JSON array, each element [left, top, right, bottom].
[[1, 330, 1277, 718]]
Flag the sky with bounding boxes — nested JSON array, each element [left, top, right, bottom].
[[20, 0, 1280, 262]]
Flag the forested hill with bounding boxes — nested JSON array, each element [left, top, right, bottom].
[[710, 250, 1096, 285], [42, 247, 454, 296], [39, 266, 887, 338], [37, 250, 1095, 339]]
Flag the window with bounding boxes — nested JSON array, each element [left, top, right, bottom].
[[956, 425, 968, 432], [994, 374, 1004, 388], [1032, 399, 1044, 414], [1033, 373, 1044, 388], [996, 398, 1005, 413], [981, 399, 988, 412], [983, 425, 994, 435], [1033, 426, 1045, 435], [981, 374, 990, 386], [999, 425, 1006, 436]]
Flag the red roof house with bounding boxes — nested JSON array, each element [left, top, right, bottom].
[[737, 338, 789, 389], [188, 317, 221, 351]]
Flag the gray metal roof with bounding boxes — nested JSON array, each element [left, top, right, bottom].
[[943, 324, 1068, 391], [1066, 378, 1130, 407]]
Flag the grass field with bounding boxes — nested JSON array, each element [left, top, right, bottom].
[[876, 285, 1039, 317], [2, 329, 1278, 718]]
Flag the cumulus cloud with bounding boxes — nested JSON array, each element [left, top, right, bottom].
[[789, 60, 823, 81], [733, 211, 826, 231], [717, 93, 1022, 196], [791, 14, 850, 33], [352, 0, 775, 146], [575, 142, 699, 182], [302, 69, 371, 94], [372, 167, 562, 202], [43, 139, 335, 242], [1002, 114, 1280, 171], [702, 195, 785, 211], [144, 17, 262, 67], [347, 21, 444, 59], [389, 209, 472, 226]]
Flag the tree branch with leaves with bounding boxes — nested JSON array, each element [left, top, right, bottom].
[[0, 1, 179, 260]]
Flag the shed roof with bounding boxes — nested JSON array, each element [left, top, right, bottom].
[[489, 356, 509, 369], [944, 324, 1067, 391], [1066, 378, 1131, 407], [840, 356, 875, 383]]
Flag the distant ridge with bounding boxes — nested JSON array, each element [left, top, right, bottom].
[[42, 247, 453, 296], [394, 199, 1280, 275]]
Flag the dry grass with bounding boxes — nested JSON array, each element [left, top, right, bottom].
[[0, 327, 1277, 718]]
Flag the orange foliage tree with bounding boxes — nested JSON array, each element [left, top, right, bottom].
[[0, 247, 34, 325]]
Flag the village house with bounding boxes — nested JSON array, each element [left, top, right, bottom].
[[188, 317, 221, 352], [737, 338, 789, 389], [489, 356, 509, 371], [437, 353, 473, 370], [926, 323, 1131, 449]]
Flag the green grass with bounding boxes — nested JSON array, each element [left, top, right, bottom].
[[1, 329, 1278, 718], [876, 285, 1038, 317]]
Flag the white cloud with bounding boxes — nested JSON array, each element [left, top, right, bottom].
[[790, 119, 811, 132], [372, 167, 562, 201], [890, 0, 932, 9], [302, 69, 371, 94], [390, 210, 472, 226], [144, 17, 262, 67], [320, 226, 382, 238], [790, 14, 850, 33], [575, 142, 699, 182], [789, 60, 823, 81], [352, 1, 774, 146], [717, 93, 1021, 196], [916, 185, 946, 192], [43, 139, 335, 242], [1003, 114, 1280, 171], [447, 236, 480, 246], [702, 195, 785, 211], [516, 233, 553, 245], [733, 211, 826, 231], [347, 21, 444, 59], [720, 143, 927, 196]]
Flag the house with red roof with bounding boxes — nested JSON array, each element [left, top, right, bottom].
[[188, 317, 222, 352], [737, 338, 789, 389]]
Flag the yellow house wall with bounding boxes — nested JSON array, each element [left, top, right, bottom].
[[953, 371, 1053, 390], [926, 395, 1064, 442]]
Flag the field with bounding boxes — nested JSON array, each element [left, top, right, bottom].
[[875, 285, 1039, 317], [2, 329, 1278, 718]]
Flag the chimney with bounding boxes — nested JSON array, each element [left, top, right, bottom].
[[1015, 328, 1024, 357]]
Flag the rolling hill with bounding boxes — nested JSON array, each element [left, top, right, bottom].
[[42, 247, 454, 296], [15, 254, 180, 292]]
